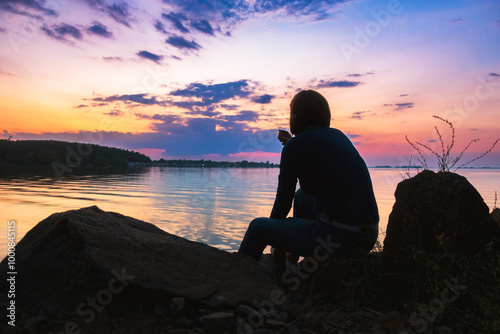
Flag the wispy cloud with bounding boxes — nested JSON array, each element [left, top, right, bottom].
[[104, 109, 124, 117], [1, 0, 352, 60], [154, 20, 168, 34], [190, 19, 215, 36], [107, 2, 132, 27], [137, 50, 164, 64], [383, 102, 415, 111], [159, 0, 351, 46], [81, 0, 133, 27], [221, 110, 259, 123], [92, 93, 166, 106], [251, 94, 275, 104], [350, 111, 368, 120], [346, 72, 374, 77], [161, 12, 190, 33], [166, 36, 201, 50], [87, 22, 113, 38], [448, 18, 463, 25], [42, 23, 83, 44], [315, 79, 361, 89], [488, 72, 500, 80], [135, 113, 181, 123], [252, 0, 346, 21], [170, 80, 252, 105], [102, 56, 123, 62], [0, 0, 57, 19], [87, 79, 263, 114]]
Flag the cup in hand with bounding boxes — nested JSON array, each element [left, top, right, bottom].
[[277, 130, 292, 145]]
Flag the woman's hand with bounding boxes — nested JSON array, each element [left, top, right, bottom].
[[277, 130, 292, 145]]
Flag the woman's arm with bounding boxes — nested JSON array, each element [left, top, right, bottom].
[[270, 142, 298, 219]]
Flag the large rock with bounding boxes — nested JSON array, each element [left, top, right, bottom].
[[384, 170, 500, 259], [0, 206, 276, 326], [491, 208, 500, 227]]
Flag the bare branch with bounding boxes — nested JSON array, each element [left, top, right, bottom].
[[405, 116, 497, 173], [453, 138, 499, 171]]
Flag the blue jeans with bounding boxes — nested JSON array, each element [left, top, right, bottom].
[[238, 189, 362, 260]]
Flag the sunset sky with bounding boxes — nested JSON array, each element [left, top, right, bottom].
[[1, 0, 499, 166]]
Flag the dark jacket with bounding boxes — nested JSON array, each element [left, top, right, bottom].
[[270, 126, 379, 227]]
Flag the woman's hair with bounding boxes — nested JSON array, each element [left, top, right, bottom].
[[290, 90, 331, 135]]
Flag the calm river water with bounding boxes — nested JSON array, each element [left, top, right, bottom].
[[1, 167, 498, 258]]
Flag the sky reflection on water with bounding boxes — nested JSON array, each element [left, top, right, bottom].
[[0, 167, 498, 258]]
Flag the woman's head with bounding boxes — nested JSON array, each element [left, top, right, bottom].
[[289, 90, 331, 135]]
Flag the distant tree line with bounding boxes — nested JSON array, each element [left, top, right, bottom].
[[0, 140, 151, 167], [154, 159, 278, 168], [0, 140, 279, 169]]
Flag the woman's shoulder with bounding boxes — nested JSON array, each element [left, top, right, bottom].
[[302, 126, 346, 138]]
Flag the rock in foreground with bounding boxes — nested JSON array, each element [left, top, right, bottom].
[[384, 170, 500, 259], [0, 206, 277, 330]]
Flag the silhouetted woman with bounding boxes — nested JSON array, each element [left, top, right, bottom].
[[238, 90, 379, 270]]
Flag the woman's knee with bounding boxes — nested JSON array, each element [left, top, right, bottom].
[[248, 217, 268, 232]]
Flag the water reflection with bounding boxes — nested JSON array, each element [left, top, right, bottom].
[[0, 167, 498, 258]]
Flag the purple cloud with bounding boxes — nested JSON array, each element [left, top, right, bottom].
[[92, 94, 165, 106], [0, 0, 57, 19], [161, 12, 190, 33], [221, 110, 259, 123], [154, 20, 168, 34], [166, 36, 201, 50], [106, 2, 132, 27], [251, 94, 275, 104], [394, 102, 414, 111], [170, 80, 251, 105], [83, 0, 133, 27], [315, 79, 361, 89], [102, 56, 123, 62], [104, 109, 124, 117], [137, 50, 164, 64], [42, 23, 83, 44], [383, 102, 415, 111], [87, 22, 113, 38], [350, 111, 368, 120], [190, 19, 215, 35]]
